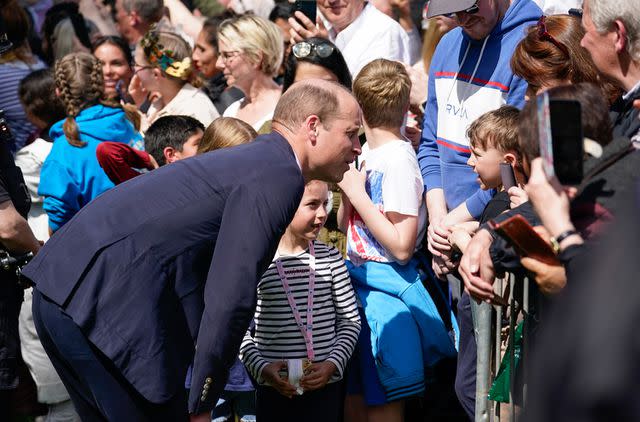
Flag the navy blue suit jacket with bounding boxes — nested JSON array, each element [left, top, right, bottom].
[[23, 132, 304, 413]]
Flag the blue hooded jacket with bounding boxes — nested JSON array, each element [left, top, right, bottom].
[[39, 104, 142, 231], [417, 0, 541, 218]]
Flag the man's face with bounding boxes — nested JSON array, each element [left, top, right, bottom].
[[318, 0, 366, 33], [580, 0, 619, 82], [455, 0, 504, 41], [115, 0, 135, 44], [312, 94, 362, 182]]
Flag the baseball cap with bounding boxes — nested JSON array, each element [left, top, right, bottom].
[[426, 0, 477, 18]]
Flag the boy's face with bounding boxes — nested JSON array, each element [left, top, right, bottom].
[[289, 181, 330, 242], [467, 144, 504, 189]]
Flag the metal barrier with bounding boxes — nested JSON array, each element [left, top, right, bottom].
[[474, 273, 531, 422]]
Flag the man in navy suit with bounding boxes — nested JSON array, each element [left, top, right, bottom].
[[23, 80, 362, 421]]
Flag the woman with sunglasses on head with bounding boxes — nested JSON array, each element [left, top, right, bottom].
[[511, 14, 620, 104], [93, 35, 134, 103], [282, 37, 352, 93], [131, 30, 219, 132], [216, 15, 283, 133]]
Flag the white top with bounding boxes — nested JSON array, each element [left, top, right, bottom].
[[240, 241, 360, 385], [145, 83, 219, 131], [223, 98, 274, 132], [328, 3, 412, 78], [346, 140, 427, 266], [15, 138, 53, 241]]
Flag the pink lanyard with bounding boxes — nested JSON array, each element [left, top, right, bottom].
[[275, 241, 316, 360]]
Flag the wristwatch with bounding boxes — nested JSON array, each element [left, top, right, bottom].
[[550, 229, 579, 254]]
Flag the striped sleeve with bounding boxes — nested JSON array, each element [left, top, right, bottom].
[[324, 246, 361, 377], [240, 325, 269, 383]]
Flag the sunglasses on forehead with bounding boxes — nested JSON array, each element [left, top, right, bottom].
[[537, 15, 570, 57], [292, 41, 335, 59]]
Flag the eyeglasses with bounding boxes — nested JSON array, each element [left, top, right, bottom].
[[133, 62, 154, 74], [219, 50, 242, 63], [292, 41, 335, 59], [537, 16, 570, 57], [446, 1, 479, 18]]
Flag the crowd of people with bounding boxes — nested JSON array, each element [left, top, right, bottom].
[[0, 0, 639, 421]]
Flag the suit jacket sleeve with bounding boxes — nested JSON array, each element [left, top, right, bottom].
[[188, 181, 301, 413]]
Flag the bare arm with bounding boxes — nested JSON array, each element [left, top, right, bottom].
[[0, 200, 41, 254]]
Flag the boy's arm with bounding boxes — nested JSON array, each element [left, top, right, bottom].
[[338, 165, 419, 265], [325, 249, 361, 377], [337, 190, 352, 234]]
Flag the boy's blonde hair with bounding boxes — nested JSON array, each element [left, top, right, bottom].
[[352, 59, 411, 129], [198, 117, 258, 153], [467, 106, 520, 153]]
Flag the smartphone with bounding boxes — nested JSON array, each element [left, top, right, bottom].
[[537, 95, 584, 185], [489, 214, 560, 266], [500, 162, 517, 190], [294, 0, 317, 24], [550, 99, 583, 185]]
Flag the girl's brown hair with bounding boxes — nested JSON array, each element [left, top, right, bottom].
[[54, 52, 140, 147], [198, 117, 257, 154], [511, 15, 620, 104]]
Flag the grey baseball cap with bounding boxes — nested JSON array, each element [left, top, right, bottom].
[[426, 0, 477, 18]]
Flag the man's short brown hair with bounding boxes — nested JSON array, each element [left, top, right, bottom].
[[352, 59, 411, 129], [273, 80, 349, 130], [467, 106, 521, 154]]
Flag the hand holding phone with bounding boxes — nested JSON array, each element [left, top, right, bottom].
[[489, 214, 560, 266], [294, 0, 317, 25]]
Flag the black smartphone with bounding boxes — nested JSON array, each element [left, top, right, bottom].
[[500, 162, 517, 190], [550, 99, 583, 185], [294, 0, 317, 24]]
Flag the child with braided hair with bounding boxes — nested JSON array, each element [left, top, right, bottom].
[[130, 30, 219, 131], [38, 52, 143, 233]]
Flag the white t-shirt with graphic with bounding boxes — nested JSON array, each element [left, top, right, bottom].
[[347, 140, 426, 266]]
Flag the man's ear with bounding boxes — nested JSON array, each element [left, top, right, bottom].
[[305, 115, 321, 143], [613, 19, 628, 54], [129, 10, 141, 28], [164, 146, 177, 164]]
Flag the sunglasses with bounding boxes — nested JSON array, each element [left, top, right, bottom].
[[292, 41, 335, 59], [537, 16, 570, 57], [446, 1, 479, 18]]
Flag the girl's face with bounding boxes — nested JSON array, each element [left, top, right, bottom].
[[95, 43, 133, 99], [133, 47, 159, 92], [193, 30, 220, 79], [289, 181, 330, 241]]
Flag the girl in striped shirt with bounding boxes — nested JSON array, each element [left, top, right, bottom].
[[240, 180, 361, 422]]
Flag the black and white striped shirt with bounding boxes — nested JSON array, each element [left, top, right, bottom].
[[240, 240, 361, 385]]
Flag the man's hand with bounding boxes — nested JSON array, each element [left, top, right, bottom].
[[404, 124, 422, 151], [288, 11, 328, 44], [300, 361, 337, 392], [459, 229, 496, 303], [521, 257, 567, 295], [262, 361, 297, 398], [525, 158, 573, 237]]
